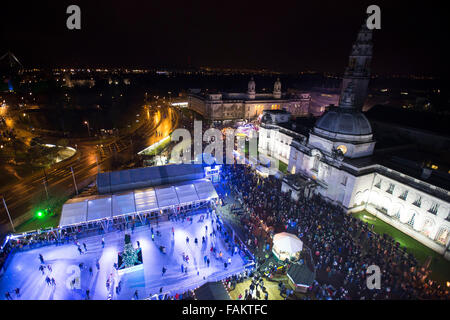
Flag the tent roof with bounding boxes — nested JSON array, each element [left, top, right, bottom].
[[112, 192, 136, 217], [273, 232, 303, 253], [97, 164, 205, 194], [287, 263, 315, 286], [194, 282, 230, 300], [155, 185, 179, 208], [134, 188, 159, 213], [59, 179, 218, 227]]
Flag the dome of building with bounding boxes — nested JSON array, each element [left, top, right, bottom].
[[314, 107, 372, 136]]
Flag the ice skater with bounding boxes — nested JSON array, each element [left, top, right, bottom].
[[39, 254, 44, 264], [101, 237, 105, 248], [162, 267, 167, 276], [39, 265, 46, 275], [83, 243, 87, 251]]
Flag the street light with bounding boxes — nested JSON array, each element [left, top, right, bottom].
[[1, 197, 15, 232], [84, 121, 91, 137]]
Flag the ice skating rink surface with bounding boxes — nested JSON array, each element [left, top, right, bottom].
[[0, 213, 247, 300]]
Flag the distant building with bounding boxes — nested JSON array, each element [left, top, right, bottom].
[[259, 24, 450, 259], [188, 78, 312, 123]]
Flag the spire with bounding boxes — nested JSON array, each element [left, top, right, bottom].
[[339, 82, 356, 108], [340, 22, 374, 111]]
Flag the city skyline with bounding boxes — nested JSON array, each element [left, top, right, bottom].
[[1, 1, 447, 75]]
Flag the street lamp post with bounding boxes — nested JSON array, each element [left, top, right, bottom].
[[84, 121, 91, 137], [70, 167, 79, 195], [43, 168, 49, 200], [2, 197, 15, 232], [43, 179, 49, 200]]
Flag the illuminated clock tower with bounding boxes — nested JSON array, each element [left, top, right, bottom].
[[340, 24, 373, 111]]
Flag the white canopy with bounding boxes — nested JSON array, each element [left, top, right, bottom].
[[272, 232, 303, 261], [134, 188, 158, 213], [175, 183, 199, 205], [59, 179, 219, 227], [155, 186, 179, 208], [112, 192, 136, 217]]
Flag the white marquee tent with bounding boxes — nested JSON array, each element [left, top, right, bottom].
[[60, 179, 219, 228], [272, 232, 303, 261]]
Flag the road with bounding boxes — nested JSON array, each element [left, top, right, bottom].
[[0, 105, 179, 232]]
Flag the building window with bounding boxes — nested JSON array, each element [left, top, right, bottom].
[[413, 196, 422, 208], [428, 203, 439, 215], [399, 190, 408, 200], [341, 176, 348, 186], [387, 183, 395, 194], [407, 213, 416, 227], [374, 179, 381, 189], [312, 156, 320, 172], [436, 228, 449, 245]]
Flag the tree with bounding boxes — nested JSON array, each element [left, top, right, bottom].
[[121, 242, 139, 269]]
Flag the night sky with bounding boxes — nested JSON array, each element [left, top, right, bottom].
[[1, 0, 448, 74]]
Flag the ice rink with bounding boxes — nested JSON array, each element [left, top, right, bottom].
[[0, 212, 248, 300]]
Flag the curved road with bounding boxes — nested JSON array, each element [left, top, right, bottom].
[[0, 105, 179, 231]]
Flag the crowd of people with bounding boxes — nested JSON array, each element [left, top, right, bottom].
[[219, 164, 449, 300]]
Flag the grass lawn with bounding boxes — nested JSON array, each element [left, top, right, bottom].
[[278, 161, 288, 174], [353, 210, 450, 284]]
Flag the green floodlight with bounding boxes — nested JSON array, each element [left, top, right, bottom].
[[36, 211, 44, 218]]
